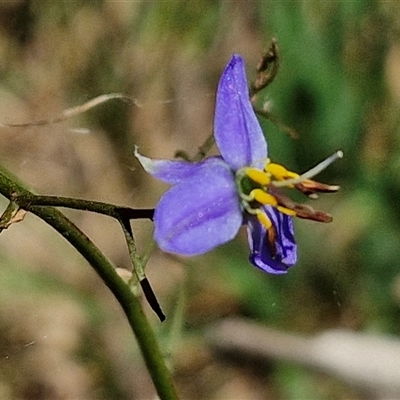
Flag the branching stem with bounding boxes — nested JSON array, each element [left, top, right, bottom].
[[0, 170, 177, 400], [13, 193, 154, 220]]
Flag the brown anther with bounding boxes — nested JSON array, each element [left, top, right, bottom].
[[292, 204, 333, 223], [269, 185, 333, 223], [295, 179, 340, 197], [266, 224, 277, 258]]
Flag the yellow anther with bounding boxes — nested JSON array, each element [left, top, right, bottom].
[[266, 163, 299, 181], [250, 188, 278, 206], [256, 210, 272, 229], [277, 206, 297, 216], [245, 168, 271, 186]]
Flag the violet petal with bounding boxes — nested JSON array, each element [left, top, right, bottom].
[[214, 54, 267, 171], [247, 207, 297, 274], [135, 146, 224, 185], [154, 158, 242, 255]]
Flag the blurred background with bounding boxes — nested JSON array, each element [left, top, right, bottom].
[[0, 1, 399, 399]]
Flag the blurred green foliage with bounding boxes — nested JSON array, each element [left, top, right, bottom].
[[0, 0, 399, 399], [254, 0, 399, 334]]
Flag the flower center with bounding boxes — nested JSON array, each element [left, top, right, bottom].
[[235, 151, 343, 230], [236, 160, 298, 229]]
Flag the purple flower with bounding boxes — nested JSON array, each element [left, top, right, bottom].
[[136, 55, 341, 274]]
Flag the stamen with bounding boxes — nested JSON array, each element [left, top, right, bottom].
[[266, 225, 277, 258], [277, 206, 297, 216], [272, 150, 343, 188], [245, 168, 271, 186], [247, 189, 278, 206], [296, 179, 340, 195], [256, 210, 272, 229], [266, 163, 299, 181]]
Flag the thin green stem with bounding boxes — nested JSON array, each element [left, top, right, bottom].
[[14, 191, 164, 320], [119, 218, 146, 281], [15, 193, 154, 220], [119, 218, 165, 321], [142, 237, 157, 269], [192, 133, 216, 162], [0, 171, 178, 400]]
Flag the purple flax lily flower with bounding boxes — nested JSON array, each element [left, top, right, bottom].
[[136, 54, 341, 274]]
